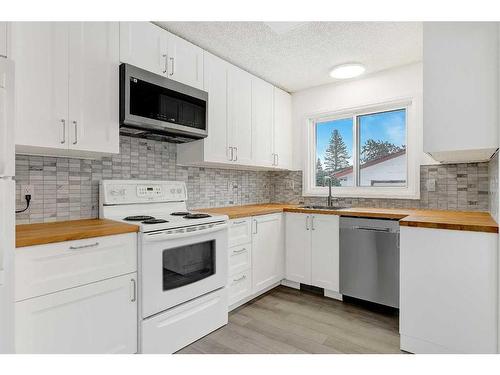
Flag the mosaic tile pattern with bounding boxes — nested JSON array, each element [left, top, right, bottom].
[[15, 136, 491, 224], [489, 152, 499, 222], [15, 136, 273, 224], [272, 163, 490, 211]]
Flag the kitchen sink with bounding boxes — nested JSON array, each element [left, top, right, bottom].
[[299, 205, 348, 210]]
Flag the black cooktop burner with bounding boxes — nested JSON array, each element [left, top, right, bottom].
[[124, 215, 155, 221], [142, 219, 169, 224], [184, 213, 212, 219], [171, 212, 190, 216]]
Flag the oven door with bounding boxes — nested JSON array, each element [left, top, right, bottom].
[[141, 222, 228, 318]]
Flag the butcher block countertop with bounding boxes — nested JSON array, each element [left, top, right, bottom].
[[198, 204, 498, 233], [16, 219, 139, 248]]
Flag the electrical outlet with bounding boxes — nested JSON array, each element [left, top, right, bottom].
[[21, 184, 34, 198]]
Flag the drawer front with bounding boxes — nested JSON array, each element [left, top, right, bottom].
[[227, 269, 252, 306], [16, 233, 137, 301], [15, 273, 138, 354], [228, 218, 252, 247], [228, 243, 251, 276]]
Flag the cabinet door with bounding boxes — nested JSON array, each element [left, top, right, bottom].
[[119, 22, 168, 76], [311, 214, 339, 292], [251, 77, 274, 167], [203, 51, 229, 163], [252, 214, 284, 293], [15, 273, 138, 354], [227, 65, 252, 165], [273, 87, 292, 169], [0, 22, 7, 57], [68, 22, 119, 155], [167, 32, 204, 90], [11, 22, 69, 151], [285, 213, 311, 284]]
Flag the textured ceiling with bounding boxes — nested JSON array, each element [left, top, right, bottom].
[[155, 22, 422, 93]]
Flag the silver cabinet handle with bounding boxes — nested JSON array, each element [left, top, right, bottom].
[[305, 215, 310, 231], [228, 147, 234, 161], [232, 247, 247, 254], [60, 119, 66, 144], [276, 153, 279, 166], [232, 220, 246, 225], [69, 242, 99, 250], [311, 216, 315, 230], [253, 219, 258, 234], [131, 278, 137, 302], [234, 147, 238, 161], [233, 275, 246, 283], [72, 121, 78, 145], [169, 57, 175, 76], [162, 54, 168, 74]]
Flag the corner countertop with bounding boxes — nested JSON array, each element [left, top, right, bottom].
[[16, 219, 139, 248], [198, 204, 498, 234]]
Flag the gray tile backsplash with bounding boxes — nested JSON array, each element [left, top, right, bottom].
[[489, 151, 498, 222], [15, 136, 493, 224]]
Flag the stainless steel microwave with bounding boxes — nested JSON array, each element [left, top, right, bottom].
[[119, 64, 208, 142]]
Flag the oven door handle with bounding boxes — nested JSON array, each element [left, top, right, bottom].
[[143, 222, 228, 242]]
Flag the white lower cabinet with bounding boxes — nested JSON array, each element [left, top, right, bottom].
[[400, 226, 498, 354], [227, 269, 252, 306], [16, 273, 138, 354], [285, 213, 340, 295], [252, 214, 285, 293]]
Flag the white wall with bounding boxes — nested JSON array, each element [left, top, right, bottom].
[[291, 62, 435, 171]]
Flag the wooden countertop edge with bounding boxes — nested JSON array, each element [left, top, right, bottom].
[[199, 204, 498, 234], [16, 219, 139, 248]]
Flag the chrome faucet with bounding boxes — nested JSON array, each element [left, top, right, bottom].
[[325, 176, 334, 207]]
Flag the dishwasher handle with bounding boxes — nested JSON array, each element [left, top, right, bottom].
[[353, 226, 392, 233]]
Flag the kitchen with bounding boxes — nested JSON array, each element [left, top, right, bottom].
[[1, 8, 500, 367]]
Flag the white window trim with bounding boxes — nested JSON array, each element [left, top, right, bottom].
[[303, 97, 420, 199]]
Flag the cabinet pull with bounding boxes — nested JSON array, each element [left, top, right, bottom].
[[131, 278, 137, 302], [234, 147, 238, 161], [72, 121, 78, 145], [169, 57, 175, 76], [305, 215, 310, 231], [233, 275, 246, 283], [253, 219, 258, 234], [276, 153, 279, 166], [232, 247, 247, 254], [311, 216, 315, 230], [232, 220, 246, 225], [228, 147, 234, 161], [69, 242, 99, 250], [162, 54, 168, 74], [60, 119, 66, 144]]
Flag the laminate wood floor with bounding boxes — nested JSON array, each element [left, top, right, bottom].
[[177, 286, 402, 354]]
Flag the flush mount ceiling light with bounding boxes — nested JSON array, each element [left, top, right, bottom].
[[329, 63, 366, 79]]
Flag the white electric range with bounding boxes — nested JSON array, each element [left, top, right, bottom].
[[100, 180, 229, 354]]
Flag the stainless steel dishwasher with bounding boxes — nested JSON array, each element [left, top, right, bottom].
[[340, 217, 400, 308]]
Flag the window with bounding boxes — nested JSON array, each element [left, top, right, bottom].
[[306, 100, 418, 199]]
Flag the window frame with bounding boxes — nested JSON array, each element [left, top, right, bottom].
[[304, 98, 420, 199]]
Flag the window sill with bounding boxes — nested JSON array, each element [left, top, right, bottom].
[[303, 188, 421, 200]]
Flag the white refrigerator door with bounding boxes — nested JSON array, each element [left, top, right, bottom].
[[0, 179, 15, 353], [0, 58, 14, 178]]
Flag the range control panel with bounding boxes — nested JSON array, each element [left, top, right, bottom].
[[101, 180, 187, 204]]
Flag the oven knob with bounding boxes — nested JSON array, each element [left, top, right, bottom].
[[170, 188, 176, 194]]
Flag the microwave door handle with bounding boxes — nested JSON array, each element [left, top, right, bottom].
[[143, 223, 228, 242]]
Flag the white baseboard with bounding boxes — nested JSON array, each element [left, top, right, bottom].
[[280, 279, 300, 290], [324, 289, 343, 301], [228, 281, 282, 312]]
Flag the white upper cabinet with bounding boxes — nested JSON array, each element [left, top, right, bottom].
[[251, 77, 274, 167], [167, 33, 204, 90], [0, 22, 7, 57], [120, 22, 168, 77], [120, 22, 203, 89], [423, 22, 499, 163], [68, 22, 119, 155], [12, 22, 120, 158], [227, 65, 253, 165], [11, 22, 70, 153], [273, 88, 293, 169]]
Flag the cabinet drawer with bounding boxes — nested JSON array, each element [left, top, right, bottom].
[[227, 270, 252, 306], [16, 233, 137, 301], [228, 243, 251, 276], [15, 272, 138, 354], [228, 218, 252, 247]]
